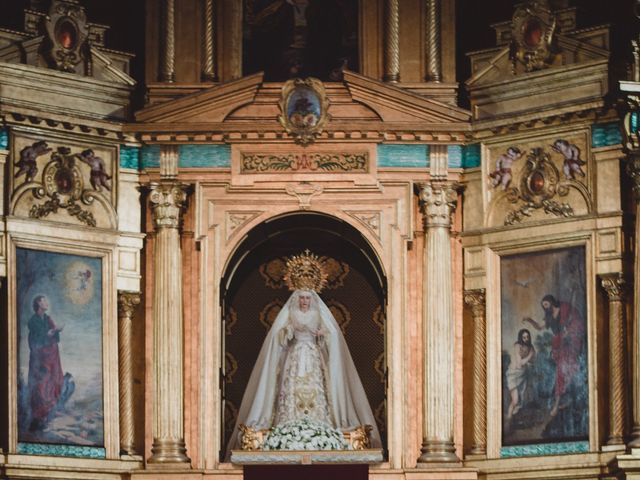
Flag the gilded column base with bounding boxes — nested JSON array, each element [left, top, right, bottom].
[[384, 73, 400, 83], [607, 435, 625, 446], [468, 445, 486, 456], [148, 438, 190, 465], [417, 440, 460, 463]]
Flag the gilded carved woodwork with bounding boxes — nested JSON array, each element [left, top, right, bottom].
[[503, 147, 576, 225], [601, 273, 627, 446], [13, 142, 116, 228], [241, 152, 368, 173], [117, 291, 141, 456], [278, 78, 330, 145], [464, 289, 487, 456], [44, 0, 89, 72], [510, 0, 557, 73]]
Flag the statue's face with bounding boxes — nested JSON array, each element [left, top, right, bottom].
[[298, 293, 312, 312]]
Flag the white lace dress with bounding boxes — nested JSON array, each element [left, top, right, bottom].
[[274, 309, 332, 426]]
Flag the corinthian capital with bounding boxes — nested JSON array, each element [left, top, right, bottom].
[[601, 273, 626, 302], [149, 181, 188, 230], [418, 181, 459, 228], [464, 289, 486, 319], [627, 154, 640, 203], [118, 291, 141, 319]]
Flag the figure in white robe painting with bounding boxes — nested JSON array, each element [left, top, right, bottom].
[[227, 250, 380, 455]]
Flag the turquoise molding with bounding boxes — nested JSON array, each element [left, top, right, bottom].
[[18, 442, 106, 458], [377, 144, 429, 168], [178, 144, 231, 167], [140, 145, 161, 169], [448, 145, 464, 168], [0, 128, 8, 150], [500, 440, 589, 458], [139, 144, 231, 169], [592, 122, 622, 148], [120, 145, 140, 169], [462, 143, 481, 168]]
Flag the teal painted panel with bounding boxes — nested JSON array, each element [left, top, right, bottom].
[[592, 122, 622, 147], [120, 145, 140, 169], [463, 143, 481, 168], [377, 144, 429, 168], [448, 145, 463, 168], [140, 145, 161, 169], [500, 441, 589, 458], [18, 442, 106, 458], [0, 128, 8, 150], [178, 144, 231, 167]]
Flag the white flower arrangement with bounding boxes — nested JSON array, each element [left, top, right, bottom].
[[262, 417, 349, 451]]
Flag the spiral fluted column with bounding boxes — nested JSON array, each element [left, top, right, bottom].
[[118, 291, 140, 456], [417, 181, 460, 463], [628, 156, 640, 448], [202, 0, 217, 81], [147, 181, 190, 465], [425, 0, 442, 82], [464, 289, 487, 456], [601, 273, 627, 446], [160, 0, 176, 82], [384, 0, 400, 82]]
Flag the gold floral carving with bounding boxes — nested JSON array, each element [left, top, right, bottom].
[[225, 307, 238, 336], [504, 147, 575, 225], [348, 425, 372, 450], [372, 305, 385, 334], [374, 351, 386, 384], [259, 299, 285, 329], [239, 424, 264, 451], [326, 300, 351, 334], [259, 256, 350, 290], [241, 153, 368, 173], [224, 352, 238, 384]]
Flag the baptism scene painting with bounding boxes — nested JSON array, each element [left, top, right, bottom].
[[501, 246, 588, 447], [16, 247, 104, 448], [223, 244, 385, 459], [243, 0, 359, 81]]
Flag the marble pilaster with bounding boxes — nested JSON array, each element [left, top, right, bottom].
[[417, 181, 460, 463], [147, 181, 190, 465]]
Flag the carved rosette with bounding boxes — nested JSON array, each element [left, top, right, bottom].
[[600, 273, 627, 445], [117, 291, 141, 456], [464, 289, 487, 455], [418, 182, 458, 228], [149, 182, 188, 229]]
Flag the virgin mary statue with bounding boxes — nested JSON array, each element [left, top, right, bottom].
[[227, 251, 381, 454]]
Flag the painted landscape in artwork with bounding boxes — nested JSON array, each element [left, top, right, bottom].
[[16, 248, 104, 447], [501, 247, 588, 446]]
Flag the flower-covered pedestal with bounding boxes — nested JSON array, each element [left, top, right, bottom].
[[230, 418, 384, 465]]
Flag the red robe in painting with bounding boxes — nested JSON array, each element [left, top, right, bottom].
[[28, 313, 63, 423], [550, 302, 584, 397]]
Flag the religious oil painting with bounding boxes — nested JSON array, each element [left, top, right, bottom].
[[16, 247, 104, 447], [243, 0, 359, 81], [501, 246, 588, 446]]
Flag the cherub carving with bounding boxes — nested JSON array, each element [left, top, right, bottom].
[[489, 147, 523, 190], [75, 149, 111, 191], [238, 424, 262, 451], [15, 140, 52, 182], [552, 139, 586, 180]]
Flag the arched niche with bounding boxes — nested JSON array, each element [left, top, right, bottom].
[[219, 211, 387, 454]]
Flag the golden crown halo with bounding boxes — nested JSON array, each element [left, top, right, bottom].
[[284, 249, 328, 293]]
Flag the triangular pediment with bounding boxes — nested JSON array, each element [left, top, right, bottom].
[[133, 71, 470, 132], [467, 32, 609, 88]]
